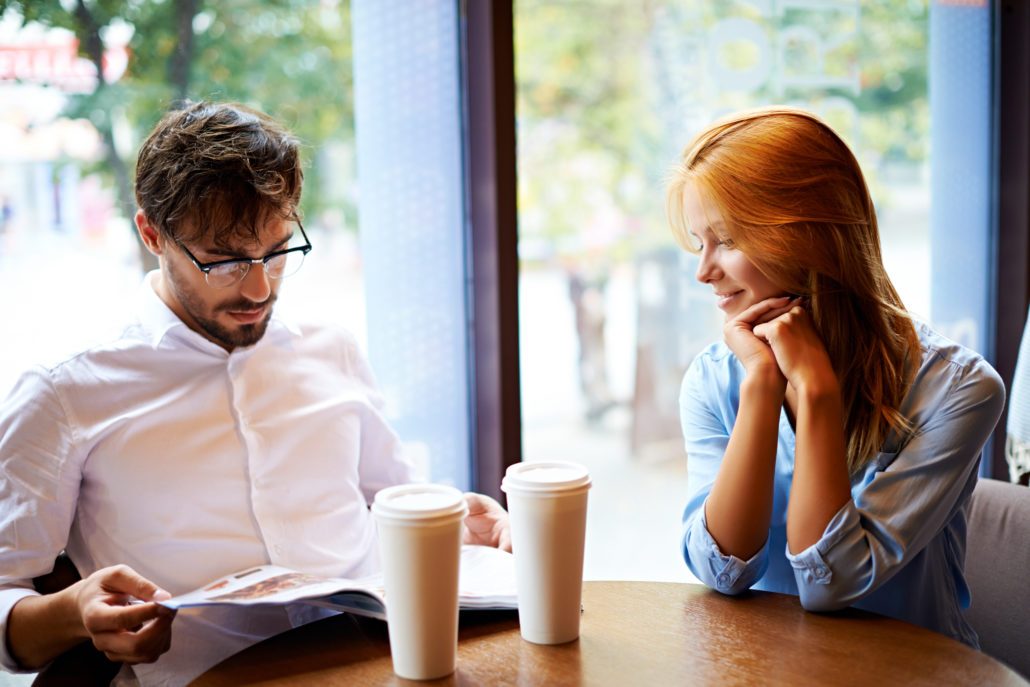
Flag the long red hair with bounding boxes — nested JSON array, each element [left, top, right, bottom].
[[667, 107, 920, 475]]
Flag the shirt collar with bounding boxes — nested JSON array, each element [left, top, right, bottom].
[[135, 270, 302, 350]]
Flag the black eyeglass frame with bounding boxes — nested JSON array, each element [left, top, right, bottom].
[[176, 222, 313, 287]]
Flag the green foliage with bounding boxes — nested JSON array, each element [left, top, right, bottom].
[[515, 0, 931, 262], [0, 0, 356, 229]]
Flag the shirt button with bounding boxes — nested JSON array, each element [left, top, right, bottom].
[[814, 566, 828, 578], [274, 545, 283, 556], [717, 573, 730, 586]]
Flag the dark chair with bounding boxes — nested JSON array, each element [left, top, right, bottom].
[[1006, 305, 1030, 485], [964, 478, 1030, 678], [30, 553, 122, 687]]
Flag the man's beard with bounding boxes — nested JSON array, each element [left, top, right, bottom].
[[166, 262, 277, 349], [192, 295, 276, 349]]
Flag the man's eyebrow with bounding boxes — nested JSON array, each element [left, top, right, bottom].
[[198, 233, 294, 259]]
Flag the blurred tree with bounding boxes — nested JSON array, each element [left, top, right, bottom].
[[0, 0, 354, 271], [516, 0, 664, 262], [515, 0, 931, 264]]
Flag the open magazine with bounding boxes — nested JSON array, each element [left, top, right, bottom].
[[159, 545, 517, 622]]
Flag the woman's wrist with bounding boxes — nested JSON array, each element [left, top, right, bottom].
[[794, 374, 841, 404], [743, 365, 787, 396]]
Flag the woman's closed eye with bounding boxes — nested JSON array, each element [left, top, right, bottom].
[[699, 237, 735, 250]]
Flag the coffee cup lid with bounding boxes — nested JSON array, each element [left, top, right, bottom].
[[500, 461, 591, 493], [372, 483, 468, 521]]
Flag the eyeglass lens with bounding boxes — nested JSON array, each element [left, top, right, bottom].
[[206, 250, 306, 287]]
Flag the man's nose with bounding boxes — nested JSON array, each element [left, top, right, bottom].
[[239, 262, 272, 302]]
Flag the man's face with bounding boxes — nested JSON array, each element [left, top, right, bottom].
[[158, 219, 296, 350]]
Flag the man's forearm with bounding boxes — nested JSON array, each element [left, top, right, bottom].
[[7, 583, 87, 670]]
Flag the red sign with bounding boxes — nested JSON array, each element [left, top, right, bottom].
[[0, 39, 129, 93]]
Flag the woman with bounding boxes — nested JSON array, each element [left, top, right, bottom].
[[668, 107, 1004, 646]]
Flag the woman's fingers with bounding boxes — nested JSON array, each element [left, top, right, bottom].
[[731, 295, 793, 326], [753, 299, 802, 326], [753, 304, 807, 341]]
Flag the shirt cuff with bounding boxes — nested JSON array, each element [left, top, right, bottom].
[[0, 586, 43, 673], [785, 500, 859, 586], [687, 509, 768, 594]]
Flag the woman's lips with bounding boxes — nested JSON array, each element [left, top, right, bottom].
[[715, 291, 743, 310]]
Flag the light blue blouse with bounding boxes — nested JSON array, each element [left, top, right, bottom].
[[680, 321, 1005, 647]]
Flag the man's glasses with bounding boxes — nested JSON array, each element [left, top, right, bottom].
[[177, 222, 313, 288]]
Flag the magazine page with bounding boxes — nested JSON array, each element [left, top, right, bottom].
[[160, 545, 516, 616], [455, 545, 518, 609], [304, 546, 517, 619], [160, 565, 382, 610]]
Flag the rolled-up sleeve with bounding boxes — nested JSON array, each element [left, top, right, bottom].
[[339, 333, 415, 502], [679, 353, 769, 594], [0, 369, 82, 672], [785, 356, 1005, 612]]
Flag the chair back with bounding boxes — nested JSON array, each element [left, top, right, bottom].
[[965, 478, 1030, 678]]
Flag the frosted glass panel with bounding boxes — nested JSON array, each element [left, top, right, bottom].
[[352, 0, 471, 488]]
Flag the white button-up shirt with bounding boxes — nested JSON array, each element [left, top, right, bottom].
[[0, 273, 414, 685]]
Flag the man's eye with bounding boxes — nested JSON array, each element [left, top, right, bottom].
[[210, 262, 245, 276]]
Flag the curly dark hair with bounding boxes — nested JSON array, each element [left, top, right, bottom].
[[134, 101, 303, 246]]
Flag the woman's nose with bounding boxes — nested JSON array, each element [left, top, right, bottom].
[[695, 249, 719, 284]]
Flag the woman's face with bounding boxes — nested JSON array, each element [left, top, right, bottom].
[[682, 182, 785, 320]]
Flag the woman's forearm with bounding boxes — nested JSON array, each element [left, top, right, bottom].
[[786, 383, 852, 554], [705, 369, 785, 560]]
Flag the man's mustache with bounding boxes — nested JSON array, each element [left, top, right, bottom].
[[218, 294, 277, 313]]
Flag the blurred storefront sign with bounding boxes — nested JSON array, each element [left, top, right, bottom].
[[0, 39, 128, 93]]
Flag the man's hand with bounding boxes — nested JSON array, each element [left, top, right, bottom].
[[75, 565, 176, 664], [462, 493, 512, 552]]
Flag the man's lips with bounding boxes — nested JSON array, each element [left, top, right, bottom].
[[225, 305, 267, 324]]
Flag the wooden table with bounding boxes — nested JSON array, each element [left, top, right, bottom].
[[194, 581, 1027, 686]]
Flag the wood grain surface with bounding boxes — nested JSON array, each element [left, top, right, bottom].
[[193, 581, 1027, 686]]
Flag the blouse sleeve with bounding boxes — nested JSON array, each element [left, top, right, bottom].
[[679, 355, 769, 594], [785, 354, 1005, 611]]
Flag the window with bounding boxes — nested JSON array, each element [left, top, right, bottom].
[[515, 0, 995, 580], [0, 0, 473, 488]]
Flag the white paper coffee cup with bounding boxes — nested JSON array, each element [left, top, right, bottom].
[[501, 461, 591, 645], [372, 484, 468, 680]]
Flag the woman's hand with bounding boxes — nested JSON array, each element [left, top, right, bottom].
[[752, 303, 838, 397], [724, 296, 796, 382]]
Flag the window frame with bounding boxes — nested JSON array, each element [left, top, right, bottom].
[[990, 0, 1030, 478], [462, 0, 521, 500]]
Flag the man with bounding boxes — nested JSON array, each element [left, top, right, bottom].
[[0, 102, 509, 686]]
